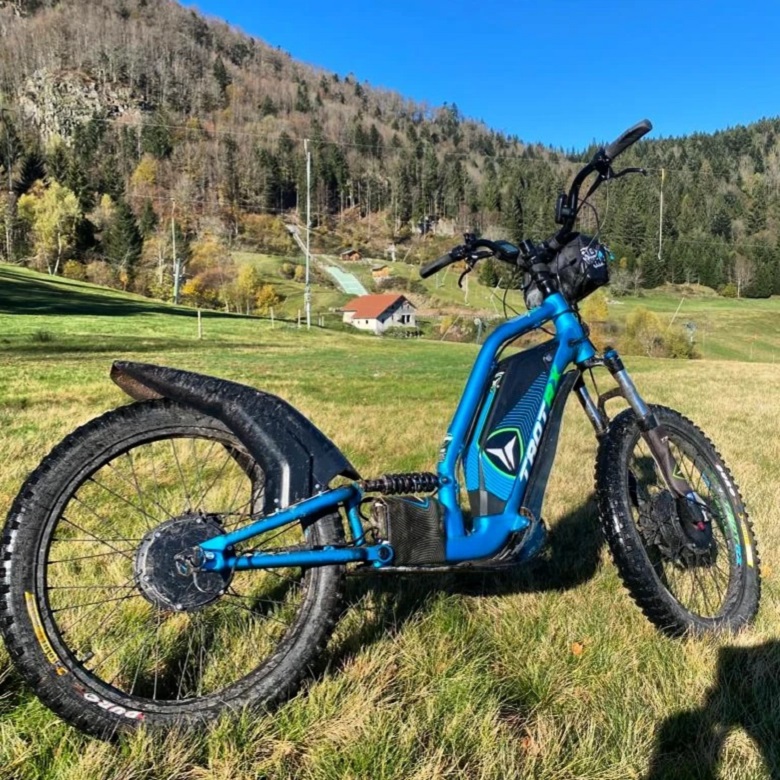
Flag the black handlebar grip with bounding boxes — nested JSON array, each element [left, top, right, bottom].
[[420, 252, 454, 278], [604, 119, 653, 161]]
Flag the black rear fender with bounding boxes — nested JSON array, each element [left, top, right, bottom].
[[110, 361, 360, 512]]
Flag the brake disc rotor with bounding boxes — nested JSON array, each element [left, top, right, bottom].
[[638, 490, 716, 569]]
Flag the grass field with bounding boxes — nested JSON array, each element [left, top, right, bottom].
[[1, 265, 780, 779], [231, 252, 352, 323], [609, 286, 780, 364], [232, 250, 780, 361]]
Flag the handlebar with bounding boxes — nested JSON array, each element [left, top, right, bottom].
[[551, 118, 653, 243], [420, 251, 459, 278], [604, 119, 653, 161], [419, 238, 520, 278], [419, 120, 653, 282]]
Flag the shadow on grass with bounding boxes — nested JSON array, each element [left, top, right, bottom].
[[0, 265, 254, 321], [328, 495, 603, 670], [0, 337, 268, 358], [646, 642, 780, 779], [0, 497, 603, 726]]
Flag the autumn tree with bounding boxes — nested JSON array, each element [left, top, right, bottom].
[[255, 283, 282, 314], [18, 181, 81, 275], [733, 254, 755, 298], [234, 263, 262, 314]]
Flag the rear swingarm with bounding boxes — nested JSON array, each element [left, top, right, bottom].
[[194, 484, 394, 571]]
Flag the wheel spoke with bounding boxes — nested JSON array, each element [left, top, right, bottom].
[[48, 584, 137, 591], [91, 612, 154, 677], [176, 620, 197, 701], [192, 449, 233, 509], [222, 590, 292, 626], [39, 420, 321, 712], [87, 475, 160, 531], [169, 439, 194, 511], [153, 607, 161, 701], [51, 593, 143, 613], [58, 577, 139, 636], [49, 548, 135, 564], [190, 437, 219, 508], [58, 515, 135, 562], [126, 625, 159, 694], [622, 424, 747, 620]]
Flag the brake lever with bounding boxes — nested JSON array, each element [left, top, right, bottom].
[[458, 254, 478, 289], [457, 250, 491, 289], [610, 167, 647, 180]]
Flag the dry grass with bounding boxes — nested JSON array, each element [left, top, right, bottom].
[[1, 267, 780, 778]]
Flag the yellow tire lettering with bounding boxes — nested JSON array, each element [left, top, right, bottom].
[[24, 592, 67, 676]]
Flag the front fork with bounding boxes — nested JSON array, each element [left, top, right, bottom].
[[601, 349, 691, 493], [576, 349, 711, 542]]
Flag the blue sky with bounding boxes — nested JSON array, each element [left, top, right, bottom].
[[183, 0, 780, 151]]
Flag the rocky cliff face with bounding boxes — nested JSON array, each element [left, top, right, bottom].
[[17, 68, 148, 144]]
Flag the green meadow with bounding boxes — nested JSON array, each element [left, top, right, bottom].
[[1, 264, 780, 779]]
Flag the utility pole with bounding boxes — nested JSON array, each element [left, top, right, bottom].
[[658, 168, 665, 265], [171, 198, 180, 304], [304, 139, 312, 330], [367, 176, 371, 239], [3, 107, 14, 263]]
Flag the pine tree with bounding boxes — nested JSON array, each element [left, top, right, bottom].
[[421, 145, 440, 216], [711, 209, 731, 240], [104, 199, 142, 286], [259, 96, 277, 117], [256, 148, 280, 211], [295, 83, 311, 113], [442, 158, 465, 218], [141, 112, 173, 159], [139, 198, 157, 237], [213, 56, 231, 108], [747, 197, 767, 234], [368, 124, 383, 159], [641, 251, 665, 289], [65, 157, 93, 212], [504, 182, 525, 244], [478, 258, 499, 287], [46, 142, 69, 183]]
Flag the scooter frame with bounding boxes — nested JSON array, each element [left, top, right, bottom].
[[198, 291, 598, 573]]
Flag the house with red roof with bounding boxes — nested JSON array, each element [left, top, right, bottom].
[[342, 294, 416, 335]]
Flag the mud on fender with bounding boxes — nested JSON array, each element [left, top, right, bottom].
[[110, 361, 359, 511]]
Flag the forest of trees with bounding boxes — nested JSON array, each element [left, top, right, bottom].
[[1, 0, 780, 304]]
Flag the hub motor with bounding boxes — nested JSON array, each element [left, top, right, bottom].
[[134, 514, 232, 611], [636, 489, 716, 569]]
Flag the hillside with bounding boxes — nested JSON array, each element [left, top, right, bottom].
[[0, 0, 779, 310]]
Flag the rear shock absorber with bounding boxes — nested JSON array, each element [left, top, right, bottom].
[[359, 472, 439, 495]]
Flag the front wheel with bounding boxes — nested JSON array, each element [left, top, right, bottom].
[[0, 400, 345, 738], [596, 405, 760, 636]]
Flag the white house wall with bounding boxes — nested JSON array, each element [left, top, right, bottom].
[[342, 300, 416, 335]]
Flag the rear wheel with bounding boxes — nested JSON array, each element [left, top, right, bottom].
[[596, 405, 760, 635], [0, 400, 345, 738]]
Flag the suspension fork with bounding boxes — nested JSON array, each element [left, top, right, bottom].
[[574, 351, 696, 499], [600, 349, 695, 499]]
